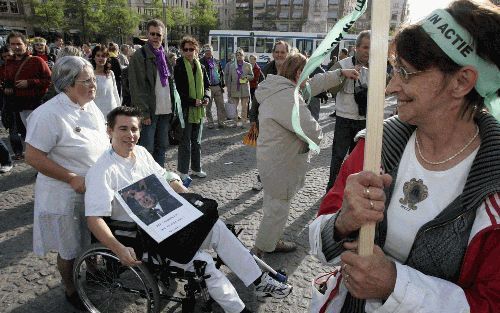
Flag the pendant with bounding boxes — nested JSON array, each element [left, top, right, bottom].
[[74, 126, 81, 133]]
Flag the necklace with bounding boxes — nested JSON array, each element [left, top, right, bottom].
[[415, 126, 479, 165]]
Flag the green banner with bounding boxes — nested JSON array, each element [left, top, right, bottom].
[[292, 0, 369, 153]]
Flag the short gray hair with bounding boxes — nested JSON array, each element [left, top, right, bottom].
[[356, 30, 371, 47], [56, 46, 83, 60], [52, 56, 93, 93]]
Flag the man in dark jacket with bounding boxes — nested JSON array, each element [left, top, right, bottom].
[[128, 19, 177, 167], [199, 45, 226, 129]]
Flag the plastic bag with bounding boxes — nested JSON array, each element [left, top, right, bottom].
[[224, 99, 237, 119]]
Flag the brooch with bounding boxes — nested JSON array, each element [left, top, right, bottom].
[[74, 126, 81, 133]]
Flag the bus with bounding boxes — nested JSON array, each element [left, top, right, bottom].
[[208, 30, 357, 68]]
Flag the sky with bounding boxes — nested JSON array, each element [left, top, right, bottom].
[[406, 0, 454, 22]]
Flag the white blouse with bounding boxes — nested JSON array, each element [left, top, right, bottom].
[[94, 71, 120, 117]]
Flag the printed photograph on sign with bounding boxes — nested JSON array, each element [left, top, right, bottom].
[[115, 174, 202, 242]]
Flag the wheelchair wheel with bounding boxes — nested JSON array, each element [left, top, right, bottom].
[[73, 244, 160, 313]]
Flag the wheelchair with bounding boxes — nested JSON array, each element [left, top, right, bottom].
[[73, 219, 232, 313]]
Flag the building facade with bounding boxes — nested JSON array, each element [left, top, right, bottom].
[[0, 0, 32, 38]]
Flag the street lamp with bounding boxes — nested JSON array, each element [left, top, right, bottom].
[[162, 0, 168, 49]]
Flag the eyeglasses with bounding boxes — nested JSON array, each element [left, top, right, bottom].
[[34, 43, 45, 46], [75, 77, 96, 87], [183, 48, 195, 52], [393, 66, 434, 83], [149, 32, 163, 38]]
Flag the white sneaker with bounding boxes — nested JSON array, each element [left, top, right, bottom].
[[254, 272, 292, 299], [252, 181, 263, 191], [192, 170, 207, 178], [236, 121, 243, 127], [0, 164, 13, 173]]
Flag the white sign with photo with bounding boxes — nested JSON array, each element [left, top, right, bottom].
[[115, 173, 202, 243]]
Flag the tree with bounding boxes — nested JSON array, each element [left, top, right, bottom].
[[64, 0, 104, 43], [190, 0, 217, 43], [166, 7, 188, 42], [31, 0, 65, 34], [97, 0, 141, 43], [231, 9, 253, 30]]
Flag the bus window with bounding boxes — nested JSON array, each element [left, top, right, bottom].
[[211, 37, 219, 51], [297, 39, 313, 56], [220, 36, 234, 66], [276, 38, 293, 48], [256, 37, 274, 53], [237, 37, 254, 53]]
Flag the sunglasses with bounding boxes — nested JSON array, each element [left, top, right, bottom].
[[183, 48, 195, 52], [149, 32, 162, 38]]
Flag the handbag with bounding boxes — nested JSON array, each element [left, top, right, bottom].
[[354, 79, 368, 116], [168, 116, 183, 146], [309, 267, 348, 313], [143, 193, 219, 264], [242, 123, 258, 147]]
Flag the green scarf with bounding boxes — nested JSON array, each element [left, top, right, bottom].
[[183, 57, 205, 124]]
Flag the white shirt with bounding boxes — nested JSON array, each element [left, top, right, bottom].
[[384, 132, 478, 262], [154, 71, 172, 115], [26, 92, 109, 215], [94, 72, 120, 117], [85, 145, 179, 222]]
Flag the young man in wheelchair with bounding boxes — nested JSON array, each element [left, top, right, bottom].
[[85, 106, 292, 313]]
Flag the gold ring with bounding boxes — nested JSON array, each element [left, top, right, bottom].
[[370, 200, 375, 210]]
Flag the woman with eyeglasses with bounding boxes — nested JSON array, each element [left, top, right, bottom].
[[32, 37, 56, 69], [90, 44, 120, 117], [24, 56, 109, 310], [311, 1, 500, 312], [224, 48, 254, 128], [174, 36, 211, 181]]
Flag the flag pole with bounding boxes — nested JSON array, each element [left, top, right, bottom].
[[358, 0, 391, 256]]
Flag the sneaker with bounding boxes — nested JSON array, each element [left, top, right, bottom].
[[192, 170, 207, 178], [0, 164, 13, 173], [254, 272, 292, 299], [271, 240, 296, 253], [236, 122, 243, 127], [252, 181, 263, 191]]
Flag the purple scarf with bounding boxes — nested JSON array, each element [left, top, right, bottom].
[[206, 57, 215, 82], [148, 43, 170, 87], [236, 61, 243, 90]]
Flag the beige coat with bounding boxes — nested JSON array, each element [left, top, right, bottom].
[[255, 71, 343, 200], [224, 61, 254, 98]]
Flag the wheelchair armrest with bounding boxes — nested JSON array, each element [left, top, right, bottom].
[[105, 218, 138, 232]]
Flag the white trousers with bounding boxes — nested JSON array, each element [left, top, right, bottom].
[[168, 220, 262, 313]]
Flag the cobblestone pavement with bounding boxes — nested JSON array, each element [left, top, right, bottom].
[[0, 99, 396, 313]]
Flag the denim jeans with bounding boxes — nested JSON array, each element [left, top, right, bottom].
[[0, 139, 12, 166], [177, 122, 202, 174], [138, 114, 172, 167], [327, 116, 366, 191]]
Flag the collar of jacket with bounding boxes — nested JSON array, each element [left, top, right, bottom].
[[377, 112, 500, 211]]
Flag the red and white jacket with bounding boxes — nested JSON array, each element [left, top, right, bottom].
[[310, 139, 500, 313]]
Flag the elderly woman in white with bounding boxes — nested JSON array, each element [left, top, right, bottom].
[[25, 56, 110, 310]]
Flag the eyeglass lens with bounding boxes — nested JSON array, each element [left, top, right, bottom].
[[183, 48, 195, 52], [149, 32, 162, 37]]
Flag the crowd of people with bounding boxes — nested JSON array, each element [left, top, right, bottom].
[[0, 0, 499, 312]]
